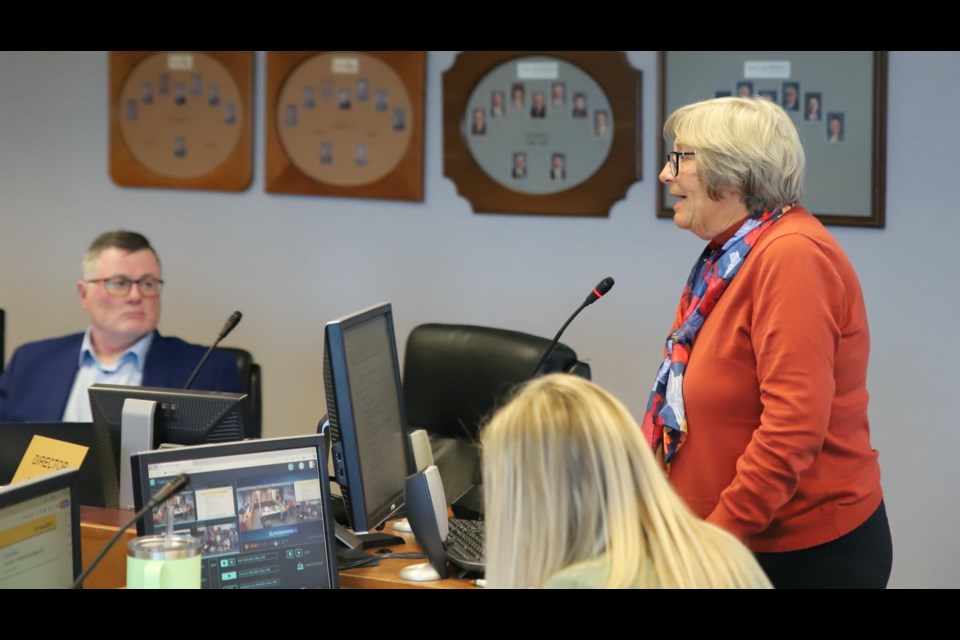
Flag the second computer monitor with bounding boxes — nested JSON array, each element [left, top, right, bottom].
[[89, 384, 249, 509], [88, 384, 248, 447], [323, 302, 414, 535], [130, 435, 339, 589]]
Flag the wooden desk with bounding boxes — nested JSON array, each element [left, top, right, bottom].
[[338, 527, 476, 589], [79, 509, 476, 589], [79, 506, 136, 589]]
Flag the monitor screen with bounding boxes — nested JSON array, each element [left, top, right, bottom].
[[0, 468, 82, 589], [323, 302, 414, 535], [88, 384, 248, 447], [131, 435, 339, 589], [0, 422, 119, 509]]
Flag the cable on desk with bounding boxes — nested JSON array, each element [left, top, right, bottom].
[[341, 551, 427, 569]]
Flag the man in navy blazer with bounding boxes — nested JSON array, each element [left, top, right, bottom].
[[0, 231, 240, 422]]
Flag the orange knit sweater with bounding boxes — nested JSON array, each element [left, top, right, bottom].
[[667, 207, 883, 553]]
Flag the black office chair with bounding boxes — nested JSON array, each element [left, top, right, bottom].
[[402, 323, 590, 509], [220, 347, 262, 439]]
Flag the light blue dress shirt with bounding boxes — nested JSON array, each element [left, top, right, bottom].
[[61, 329, 154, 422]]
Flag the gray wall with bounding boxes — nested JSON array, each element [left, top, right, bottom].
[[0, 51, 955, 587]]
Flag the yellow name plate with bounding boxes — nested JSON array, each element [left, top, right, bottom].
[[11, 435, 89, 484]]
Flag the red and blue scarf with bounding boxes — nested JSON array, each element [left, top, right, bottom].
[[641, 206, 790, 467]]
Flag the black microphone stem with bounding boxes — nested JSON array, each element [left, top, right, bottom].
[[71, 473, 189, 589], [532, 301, 588, 376], [531, 277, 614, 377], [184, 341, 221, 390], [184, 311, 242, 390]]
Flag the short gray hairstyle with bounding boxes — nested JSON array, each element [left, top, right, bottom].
[[82, 230, 159, 279], [664, 96, 805, 213]]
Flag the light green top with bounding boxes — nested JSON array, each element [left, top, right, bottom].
[[545, 556, 657, 589]]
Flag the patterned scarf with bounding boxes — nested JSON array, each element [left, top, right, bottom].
[[641, 206, 790, 467]]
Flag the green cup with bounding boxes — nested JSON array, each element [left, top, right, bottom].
[[127, 534, 201, 589]]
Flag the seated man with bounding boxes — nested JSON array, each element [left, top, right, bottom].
[[0, 231, 240, 422]]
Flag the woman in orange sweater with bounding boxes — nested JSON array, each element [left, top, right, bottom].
[[643, 96, 892, 588]]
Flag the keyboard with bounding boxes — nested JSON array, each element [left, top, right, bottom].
[[445, 518, 485, 573]]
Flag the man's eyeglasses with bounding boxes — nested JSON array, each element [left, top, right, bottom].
[[85, 276, 163, 297], [666, 151, 696, 177]]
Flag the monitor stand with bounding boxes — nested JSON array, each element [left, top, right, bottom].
[[119, 398, 156, 511], [334, 522, 404, 550], [333, 522, 408, 570], [334, 524, 374, 568]]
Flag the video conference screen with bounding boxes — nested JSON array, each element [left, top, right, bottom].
[[139, 443, 337, 589]]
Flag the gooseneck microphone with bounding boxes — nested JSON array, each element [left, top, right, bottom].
[[72, 472, 190, 589], [583, 277, 615, 306], [531, 277, 615, 376], [184, 311, 243, 389]]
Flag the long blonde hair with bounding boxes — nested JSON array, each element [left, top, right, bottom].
[[481, 374, 771, 589]]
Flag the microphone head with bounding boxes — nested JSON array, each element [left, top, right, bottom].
[[584, 277, 615, 305], [596, 277, 615, 296], [219, 310, 243, 340], [151, 472, 190, 504], [167, 472, 189, 494]]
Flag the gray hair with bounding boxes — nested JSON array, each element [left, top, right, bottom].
[[82, 230, 159, 278], [664, 96, 805, 213]]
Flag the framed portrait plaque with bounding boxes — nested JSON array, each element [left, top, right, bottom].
[[265, 51, 425, 201], [109, 51, 253, 191], [658, 51, 887, 228], [444, 51, 641, 217]]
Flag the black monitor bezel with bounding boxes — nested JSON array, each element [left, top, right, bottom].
[[129, 434, 340, 590], [323, 302, 415, 534], [0, 467, 83, 587], [88, 384, 249, 447]]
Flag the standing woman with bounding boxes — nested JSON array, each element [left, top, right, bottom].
[[643, 96, 891, 588], [482, 374, 771, 589]]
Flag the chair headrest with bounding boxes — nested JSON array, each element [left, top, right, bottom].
[[402, 324, 589, 442]]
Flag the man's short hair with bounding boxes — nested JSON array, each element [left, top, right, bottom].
[[82, 230, 160, 278]]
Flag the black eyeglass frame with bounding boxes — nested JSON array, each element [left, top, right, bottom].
[[665, 151, 696, 177], [83, 276, 164, 297]]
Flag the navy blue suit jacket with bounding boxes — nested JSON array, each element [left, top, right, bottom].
[[0, 331, 242, 421]]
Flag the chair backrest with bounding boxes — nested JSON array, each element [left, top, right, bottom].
[[0, 308, 5, 374], [220, 347, 262, 439], [402, 323, 590, 444]]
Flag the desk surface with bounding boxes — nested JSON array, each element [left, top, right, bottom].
[[338, 526, 476, 589], [79, 508, 476, 589], [79, 506, 137, 589]]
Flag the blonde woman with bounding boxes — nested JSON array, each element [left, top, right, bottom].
[[482, 374, 771, 589]]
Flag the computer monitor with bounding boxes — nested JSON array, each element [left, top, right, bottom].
[[88, 384, 248, 447], [0, 422, 119, 508], [0, 468, 82, 589], [89, 384, 248, 510], [130, 435, 340, 589], [323, 302, 414, 539]]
